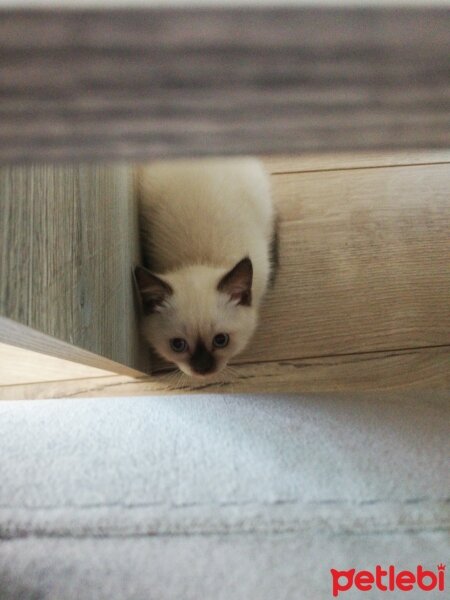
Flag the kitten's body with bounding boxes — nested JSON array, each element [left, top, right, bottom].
[[136, 158, 274, 377]]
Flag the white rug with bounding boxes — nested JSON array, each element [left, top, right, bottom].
[[0, 392, 448, 599]]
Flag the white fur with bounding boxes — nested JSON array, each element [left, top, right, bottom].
[[137, 157, 274, 377]]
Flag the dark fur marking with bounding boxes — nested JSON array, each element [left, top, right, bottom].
[[218, 257, 253, 306], [190, 340, 216, 375], [135, 265, 172, 315], [269, 216, 279, 288]]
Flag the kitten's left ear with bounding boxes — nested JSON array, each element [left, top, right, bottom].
[[218, 257, 253, 306], [135, 265, 173, 314]]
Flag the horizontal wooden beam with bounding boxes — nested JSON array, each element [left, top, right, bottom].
[[0, 7, 448, 162], [0, 316, 145, 378], [1, 345, 448, 399]]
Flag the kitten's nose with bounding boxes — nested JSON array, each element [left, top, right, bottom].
[[190, 340, 215, 375], [193, 363, 215, 375]]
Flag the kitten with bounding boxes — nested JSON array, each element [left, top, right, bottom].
[[135, 158, 275, 378]]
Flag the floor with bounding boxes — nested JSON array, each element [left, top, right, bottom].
[[0, 150, 449, 399]]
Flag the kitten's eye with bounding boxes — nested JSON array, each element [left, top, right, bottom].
[[213, 333, 229, 348], [170, 338, 188, 353]]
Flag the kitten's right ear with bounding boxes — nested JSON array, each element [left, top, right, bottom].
[[135, 266, 173, 314], [218, 257, 253, 306]]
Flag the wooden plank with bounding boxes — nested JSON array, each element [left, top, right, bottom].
[[262, 150, 450, 175], [0, 316, 144, 378], [1, 346, 448, 399], [0, 8, 448, 162], [235, 163, 450, 363], [0, 167, 33, 326], [0, 164, 147, 370], [0, 342, 118, 385]]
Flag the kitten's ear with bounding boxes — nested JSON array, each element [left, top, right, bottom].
[[218, 257, 253, 306], [135, 266, 173, 314]]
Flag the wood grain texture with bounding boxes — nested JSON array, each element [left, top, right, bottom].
[[262, 151, 450, 174], [237, 163, 450, 363], [0, 8, 449, 162], [1, 154, 448, 393], [0, 165, 147, 370], [0, 316, 144, 378], [1, 346, 448, 400]]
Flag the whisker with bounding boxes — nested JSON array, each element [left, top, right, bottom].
[[180, 372, 191, 390], [162, 368, 185, 391], [174, 370, 186, 390], [163, 371, 177, 389], [225, 365, 240, 378]]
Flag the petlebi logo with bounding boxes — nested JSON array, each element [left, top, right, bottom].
[[330, 564, 446, 597]]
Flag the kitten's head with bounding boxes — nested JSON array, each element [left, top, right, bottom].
[[135, 258, 257, 378]]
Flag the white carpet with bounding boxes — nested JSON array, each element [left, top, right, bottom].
[[0, 393, 448, 599]]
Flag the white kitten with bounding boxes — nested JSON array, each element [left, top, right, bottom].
[[135, 158, 275, 378]]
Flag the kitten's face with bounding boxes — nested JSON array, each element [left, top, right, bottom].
[[136, 259, 257, 378]]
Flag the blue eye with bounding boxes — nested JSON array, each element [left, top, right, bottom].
[[170, 338, 187, 353], [213, 333, 229, 348]]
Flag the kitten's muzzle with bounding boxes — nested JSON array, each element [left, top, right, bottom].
[[189, 341, 216, 375]]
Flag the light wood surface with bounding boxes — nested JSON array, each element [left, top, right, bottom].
[[0, 164, 147, 372], [0, 8, 449, 162], [0, 316, 144, 379], [243, 163, 450, 361], [0, 342, 118, 386], [1, 346, 448, 400]]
